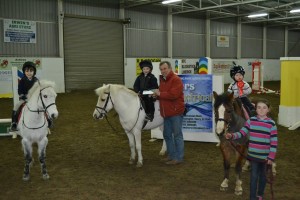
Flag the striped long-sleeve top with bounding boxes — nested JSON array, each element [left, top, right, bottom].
[[231, 116, 278, 162]]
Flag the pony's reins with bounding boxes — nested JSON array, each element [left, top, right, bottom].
[[95, 92, 117, 132], [95, 91, 144, 133], [22, 86, 56, 130]]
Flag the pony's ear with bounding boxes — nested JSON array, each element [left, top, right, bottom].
[[104, 84, 110, 93], [213, 91, 218, 100]]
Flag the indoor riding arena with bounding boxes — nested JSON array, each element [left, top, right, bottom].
[[1, 82, 299, 199], [0, 0, 300, 200]]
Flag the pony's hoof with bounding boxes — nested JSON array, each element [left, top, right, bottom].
[[242, 167, 249, 172], [136, 162, 143, 168], [12, 132, 17, 139], [23, 174, 30, 181], [234, 190, 243, 195], [220, 186, 228, 191], [159, 151, 165, 156], [242, 164, 250, 172], [128, 160, 134, 165], [42, 173, 50, 180]]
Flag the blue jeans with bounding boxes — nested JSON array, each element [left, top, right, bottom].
[[250, 160, 267, 200], [163, 115, 184, 161]]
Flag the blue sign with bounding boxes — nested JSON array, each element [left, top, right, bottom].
[[179, 74, 213, 133]]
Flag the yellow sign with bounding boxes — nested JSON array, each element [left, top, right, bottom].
[[280, 61, 300, 106], [136, 58, 161, 76]]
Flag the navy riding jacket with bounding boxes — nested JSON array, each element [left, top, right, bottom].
[[18, 77, 39, 100], [133, 73, 158, 94]]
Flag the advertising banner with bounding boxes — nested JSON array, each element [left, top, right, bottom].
[[180, 74, 213, 133], [217, 35, 229, 47], [4, 19, 36, 43], [0, 58, 42, 98]]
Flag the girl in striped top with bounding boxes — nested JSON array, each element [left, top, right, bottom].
[[225, 98, 278, 200]]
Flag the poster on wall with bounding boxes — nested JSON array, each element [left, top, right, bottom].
[[0, 58, 42, 81], [217, 35, 229, 47], [180, 59, 194, 74], [4, 19, 36, 43], [180, 74, 213, 133], [212, 60, 232, 73]]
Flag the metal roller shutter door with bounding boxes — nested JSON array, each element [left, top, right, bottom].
[[64, 17, 124, 90]]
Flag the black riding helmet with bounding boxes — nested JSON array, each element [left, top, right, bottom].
[[22, 61, 36, 76], [230, 62, 245, 80], [139, 60, 153, 71]]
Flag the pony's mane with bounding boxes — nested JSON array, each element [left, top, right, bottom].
[[214, 92, 244, 119], [95, 84, 138, 97], [214, 92, 233, 109], [27, 80, 55, 99]]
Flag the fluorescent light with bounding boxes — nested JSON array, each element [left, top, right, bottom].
[[162, 0, 182, 4], [290, 9, 300, 13], [248, 13, 268, 18]]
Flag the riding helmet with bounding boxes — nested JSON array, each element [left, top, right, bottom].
[[230, 65, 245, 80], [22, 61, 36, 75], [139, 60, 153, 70]]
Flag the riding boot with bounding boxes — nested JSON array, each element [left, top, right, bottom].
[[148, 112, 154, 122], [145, 113, 151, 121], [10, 110, 18, 131], [147, 100, 155, 122], [145, 113, 154, 122]]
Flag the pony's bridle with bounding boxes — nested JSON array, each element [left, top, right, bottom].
[[23, 87, 56, 130], [215, 105, 233, 136], [94, 91, 118, 132], [94, 92, 114, 119], [94, 89, 143, 133], [39, 87, 56, 117]]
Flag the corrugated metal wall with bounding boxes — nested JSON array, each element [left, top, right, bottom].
[[64, 0, 119, 18], [241, 25, 263, 58], [0, 0, 58, 57], [0, 0, 298, 59], [125, 9, 167, 57], [267, 27, 285, 59], [211, 21, 237, 58], [173, 16, 206, 58], [288, 31, 300, 57]]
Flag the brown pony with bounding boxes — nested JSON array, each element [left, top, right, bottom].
[[213, 91, 248, 195]]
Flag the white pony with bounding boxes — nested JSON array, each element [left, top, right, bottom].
[[93, 84, 165, 167], [16, 80, 58, 181]]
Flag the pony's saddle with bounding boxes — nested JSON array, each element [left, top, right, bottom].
[[15, 103, 26, 123], [15, 103, 50, 124]]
